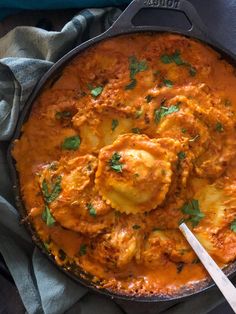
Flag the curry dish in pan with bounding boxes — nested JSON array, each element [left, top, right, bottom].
[[13, 33, 236, 296]]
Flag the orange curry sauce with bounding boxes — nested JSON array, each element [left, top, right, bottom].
[[13, 33, 236, 296]]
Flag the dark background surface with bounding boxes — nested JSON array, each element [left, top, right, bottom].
[[0, 1, 236, 313]]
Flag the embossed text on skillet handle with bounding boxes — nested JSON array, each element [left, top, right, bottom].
[[106, 0, 210, 43]]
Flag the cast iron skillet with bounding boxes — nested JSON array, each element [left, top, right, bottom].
[[8, 0, 236, 303]]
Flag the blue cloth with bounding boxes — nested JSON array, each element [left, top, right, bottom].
[[0, 7, 126, 314], [0, 1, 131, 20]]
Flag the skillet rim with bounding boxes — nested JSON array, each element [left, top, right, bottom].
[[7, 27, 236, 302]]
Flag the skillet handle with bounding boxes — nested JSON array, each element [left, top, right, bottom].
[[107, 0, 210, 42]]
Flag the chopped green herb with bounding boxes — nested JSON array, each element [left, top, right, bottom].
[[129, 55, 148, 79], [145, 95, 153, 103], [189, 66, 197, 76], [134, 173, 140, 177], [79, 244, 87, 256], [41, 176, 62, 204], [177, 151, 186, 160], [132, 127, 141, 134], [135, 109, 143, 119], [230, 219, 236, 232], [58, 249, 67, 261], [172, 51, 185, 65], [181, 128, 187, 133], [192, 258, 200, 264], [163, 79, 173, 88], [42, 205, 55, 227], [55, 111, 72, 120], [125, 56, 148, 89], [177, 151, 186, 170], [152, 227, 161, 231], [161, 51, 185, 65], [111, 119, 119, 131], [224, 99, 232, 107], [87, 203, 96, 216], [160, 50, 197, 76], [176, 262, 185, 273], [160, 54, 173, 64], [88, 85, 103, 97], [42, 179, 50, 201], [181, 199, 205, 227], [189, 134, 200, 142], [132, 224, 141, 230], [215, 122, 224, 133], [178, 217, 185, 225], [62, 135, 81, 150], [125, 78, 137, 90], [43, 240, 51, 251], [154, 105, 180, 123], [109, 152, 124, 173]]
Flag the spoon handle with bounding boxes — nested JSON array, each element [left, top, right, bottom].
[[179, 222, 236, 313]]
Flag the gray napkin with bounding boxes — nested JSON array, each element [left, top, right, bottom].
[[0, 5, 235, 314], [0, 7, 125, 314]]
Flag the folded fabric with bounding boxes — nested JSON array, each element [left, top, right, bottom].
[[0, 0, 131, 21], [0, 4, 236, 314], [0, 7, 125, 314]]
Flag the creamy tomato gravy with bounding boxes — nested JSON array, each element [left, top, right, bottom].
[[13, 33, 236, 296]]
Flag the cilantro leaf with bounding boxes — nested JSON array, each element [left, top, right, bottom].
[[132, 127, 141, 134], [79, 244, 87, 256], [192, 258, 200, 264], [42, 179, 50, 200], [55, 111, 72, 120], [111, 119, 119, 131], [224, 99, 232, 107], [160, 54, 173, 64], [87, 203, 96, 216], [88, 85, 103, 97], [41, 176, 62, 204], [176, 262, 185, 273], [163, 79, 173, 88], [62, 135, 80, 150], [108, 152, 124, 173], [129, 55, 148, 79], [125, 56, 148, 90], [189, 66, 197, 76], [177, 151, 186, 160], [132, 224, 141, 230], [230, 219, 236, 232], [125, 78, 137, 90], [145, 95, 153, 103], [160, 51, 197, 76], [42, 205, 55, 227], [161, 51, 185, 65], [152, 227, 162, 231], [135, 109, 143, 119], [172, 51, 185, 65], [154, 104, 180, 123], [181, 199, 205, 227], [215, 122, 224, 133]]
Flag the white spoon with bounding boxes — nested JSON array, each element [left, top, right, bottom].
[[179, 222, 236, 313]]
